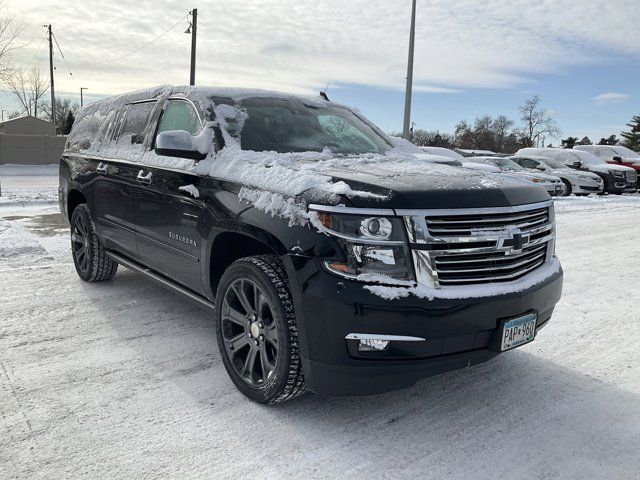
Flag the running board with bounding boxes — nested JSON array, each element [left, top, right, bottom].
[[105, 250, 215, 311]]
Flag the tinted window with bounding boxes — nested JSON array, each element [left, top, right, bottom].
[[66, 110, 101, 151], [157, 100, 201, 136], [520, 158, 540, 169], [117, 102, 155, 147]]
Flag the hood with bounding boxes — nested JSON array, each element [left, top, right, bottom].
[[555, 169, 601, 181], [587, 163, 635, 174], [510, 171, 559, 182], [314, 157, 550, 209]]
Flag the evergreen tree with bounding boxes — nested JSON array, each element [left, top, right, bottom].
[[577, 136, 592, 145], [63, 110, 75, 135], [621, 115, 640, 152], [561, 136, 578, 149], [598, 135, 618, 145]]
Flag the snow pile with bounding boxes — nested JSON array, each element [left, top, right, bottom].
[[0, 218, 48, 259], [178, 184, 200, 198]]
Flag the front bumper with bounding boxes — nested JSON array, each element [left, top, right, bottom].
[[288, 258, 563, 396]]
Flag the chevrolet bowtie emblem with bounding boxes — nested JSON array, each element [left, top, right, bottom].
[[497, 228, 530, 254]]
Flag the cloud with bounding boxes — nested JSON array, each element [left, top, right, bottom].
[[5, 0, 640, 100], [593, 92, 631, 105]]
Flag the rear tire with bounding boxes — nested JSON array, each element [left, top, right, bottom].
[[70, 204, 118, 282], [561, 179, 572, 196], [214, 255, 306, 404]]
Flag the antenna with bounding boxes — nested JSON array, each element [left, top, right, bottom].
[[320, 82, 331, 101]]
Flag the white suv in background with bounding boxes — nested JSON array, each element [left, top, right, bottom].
[[516, 147, 637, 194], [509, 155, 603, 196]]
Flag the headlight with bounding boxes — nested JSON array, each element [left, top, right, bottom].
[[310, 207, 414, 282], [530, 178, 543, 183], [612, 171, 624, 177]]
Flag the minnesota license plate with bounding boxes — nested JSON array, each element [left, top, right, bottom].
[[501, 313, 537, 351]]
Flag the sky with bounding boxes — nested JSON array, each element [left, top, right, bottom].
[[1, 0, 638, 143]]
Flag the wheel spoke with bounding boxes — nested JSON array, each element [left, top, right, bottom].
[[240, 346, 258, 378], [259, 347, 275, 377], [227, 332, 251, 351], [223, 303, 248, 327], [263, 324, 278, 343], [231, 282, 253, 315], [75, 246, 86, 258]]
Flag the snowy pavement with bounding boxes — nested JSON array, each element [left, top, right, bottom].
[[1, 198, 639, 479]]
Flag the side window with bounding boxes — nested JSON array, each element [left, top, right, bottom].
[[521, 158, 539, 169], [117, 102, 155, 147], [157, 100, 201, 136], [65, 110, 101, 152]]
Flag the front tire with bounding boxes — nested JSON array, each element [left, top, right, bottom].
[[70, 204, 118, 282], [215, 255, 306, 404], [561, 179, 572, 196]]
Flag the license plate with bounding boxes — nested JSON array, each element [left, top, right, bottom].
[[501, 313, 537, 351]]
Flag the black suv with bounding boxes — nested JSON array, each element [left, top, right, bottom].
[[59, 86, 563, 404]]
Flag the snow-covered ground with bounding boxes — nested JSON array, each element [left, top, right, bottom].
[[1, 197, 639, 479]]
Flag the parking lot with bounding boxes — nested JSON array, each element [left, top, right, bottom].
[[1, 196, 639, 479]]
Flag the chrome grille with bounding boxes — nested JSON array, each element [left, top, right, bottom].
[[627, 171, 637, 183], [402, 201, 555, 287]]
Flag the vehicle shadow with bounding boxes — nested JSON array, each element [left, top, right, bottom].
[[82, 268, 640, 479]]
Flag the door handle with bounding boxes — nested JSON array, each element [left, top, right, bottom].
[[137, 170, 153, 184], [96, 162, 108, 174]]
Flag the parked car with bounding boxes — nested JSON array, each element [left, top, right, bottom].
[[456, 148, 499, 157], [574, 145, 640, 187], [464, 156, 565, 196], [389, 137, 461, 165], [509, 155, 603, 196], [516, 147, 637, 194], [420, 146, 465, 161], [60, 86, 563, 404]]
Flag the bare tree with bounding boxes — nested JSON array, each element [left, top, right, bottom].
[[0, 1, 23, 82], [6, 67, 50, 118], [493, 115, 514, 152], [519, 96, 561, 147]]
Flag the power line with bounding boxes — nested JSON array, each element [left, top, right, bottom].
[[51, 31, 78, 88], [95, 14, 189, 65]]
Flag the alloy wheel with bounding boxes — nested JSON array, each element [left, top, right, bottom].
[[221, 278, 279, 386], [71, 214, 90, 273]]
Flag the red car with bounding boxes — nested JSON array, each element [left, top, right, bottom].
[[575, 145, 640, 187]]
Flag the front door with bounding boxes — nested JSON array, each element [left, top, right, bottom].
[[133, 98, 206, 293]]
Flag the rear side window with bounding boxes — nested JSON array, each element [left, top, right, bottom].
[[117, 102, 156, 147], [157, 100, 201, 136], [65, 110, 102, 152]]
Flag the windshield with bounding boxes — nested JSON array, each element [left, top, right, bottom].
[[612, 146, 640, 158], [214, 97, 392, 155], [541, 159, 570, 170], [572, 151, 605, 166], [494, 158, 525, 171]]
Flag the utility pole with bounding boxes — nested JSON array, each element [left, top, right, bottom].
[[47, 25, 56, 126], [1, 110, 5, 122], [402, 0, 416, 140], [80, 87, 88, 107], [189, 9, 198, 86]]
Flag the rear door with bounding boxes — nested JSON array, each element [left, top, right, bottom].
[[133, 98, 207, 294], [91, 101, 157, 258]]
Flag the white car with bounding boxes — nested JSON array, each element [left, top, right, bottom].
[[420, 146, 465, 161], [516, 147, 637, 194], [389, 137, 462, 165], [464, 157, 565, 196], [509, 155, 603, 196], [457, 148, 499, 157]]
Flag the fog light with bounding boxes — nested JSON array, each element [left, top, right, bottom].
[[358, 339, 390, 352]]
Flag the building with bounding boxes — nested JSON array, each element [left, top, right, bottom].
[[0, 115, 57, 136], [0, 116, 66, 166]]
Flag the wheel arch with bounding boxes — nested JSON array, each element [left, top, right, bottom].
[[67, 189, 87, 221], [208, 230, 287, 297]]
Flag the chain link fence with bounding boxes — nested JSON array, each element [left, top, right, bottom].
[[0, 163, 59, 201]]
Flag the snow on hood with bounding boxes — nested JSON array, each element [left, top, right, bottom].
[[586, 163, 635, 173]]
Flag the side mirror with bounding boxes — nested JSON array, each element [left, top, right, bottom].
[[155, 130, 207, 160], [572, 161, 582, 168], [613, 156, 622, 162]]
